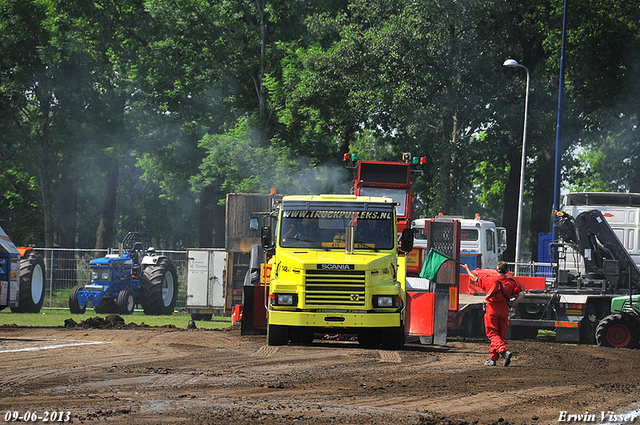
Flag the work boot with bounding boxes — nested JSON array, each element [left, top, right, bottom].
[[501, 350, 513, 367], [484, 359, 496, 366]]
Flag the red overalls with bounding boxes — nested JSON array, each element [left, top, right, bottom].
[[477, 274, 523, 361]]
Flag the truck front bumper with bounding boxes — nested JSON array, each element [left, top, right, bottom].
[[269, 310, 401, 328]]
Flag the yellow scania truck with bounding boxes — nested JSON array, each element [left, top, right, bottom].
[[260, 194, 413, 349]]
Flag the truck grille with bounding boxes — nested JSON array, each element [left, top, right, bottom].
[[305, 269, 366, 306]]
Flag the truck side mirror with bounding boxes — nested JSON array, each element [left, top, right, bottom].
[[497, 228, 507, 254], [261, 226, 273, 251], [400, 227, 414, 253]]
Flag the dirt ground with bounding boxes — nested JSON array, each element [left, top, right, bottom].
[[1, 317, 639, 425]]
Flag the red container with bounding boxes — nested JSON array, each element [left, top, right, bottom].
[[405, 291, 435, 338], [231, 304, 243, 324]]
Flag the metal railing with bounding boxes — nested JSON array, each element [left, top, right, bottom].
[[32, 248, 188, 309], [504, 261, 553, 278]]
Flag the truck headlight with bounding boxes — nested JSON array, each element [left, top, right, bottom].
[[271, 293, 297, 306], [374, 296, 394, 307]]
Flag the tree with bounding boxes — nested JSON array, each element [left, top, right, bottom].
[[268, 0, 548, 262], [0, 0, 83, 247], [559, 0, 640, 195]]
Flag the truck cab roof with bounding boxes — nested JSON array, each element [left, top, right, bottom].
[[281, 194, 396, 204]]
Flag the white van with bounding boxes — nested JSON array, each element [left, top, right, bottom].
[[561, 192, 640, 267], [413, 216, 507, 269]]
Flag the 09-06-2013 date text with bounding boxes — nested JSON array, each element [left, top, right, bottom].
[[4, 411, 71, 422]]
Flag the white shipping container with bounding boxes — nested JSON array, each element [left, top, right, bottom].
[[186, 249, 226, 318]]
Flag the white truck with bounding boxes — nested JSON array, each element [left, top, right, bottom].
[[560, 192, 640, 270], [508, 192, 640, 345], [186, 249, 226, 321], [413, 216, 507, 270]]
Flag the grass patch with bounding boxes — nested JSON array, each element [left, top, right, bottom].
[[0, 308, 232, 329], [537, 329, 556, 342]]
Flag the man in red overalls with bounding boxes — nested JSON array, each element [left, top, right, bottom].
[[462, 261, 526, 366]]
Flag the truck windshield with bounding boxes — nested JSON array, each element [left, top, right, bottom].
[[279, 211, 395, 250]]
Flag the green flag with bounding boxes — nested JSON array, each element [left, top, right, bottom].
[[419, 248, 450, 281]]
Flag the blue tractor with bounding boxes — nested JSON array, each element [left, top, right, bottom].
[[69, 232, 179, 315]]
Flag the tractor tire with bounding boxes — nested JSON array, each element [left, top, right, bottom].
[[116, 288, 135, 315], [94, 298, 116, 314], [69, 285, 86, 314], [139, 259, 178, 315], [267, 323, 289, 346], [11, 250, 45, 313], [596, 313, 640, 349]]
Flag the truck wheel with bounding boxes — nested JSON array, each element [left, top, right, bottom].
[[358, 329, 382, 347], [290, 327, 314, 344], [461, 310, 484, 337], [69, 286, 86, 314], [267, 323, 288, 346], [94, 298, 116, 314], [579, 304, 598, 344], [596, 313, 639, 348], [509, 325, 538, 340], [140, 258, 179, 315], [191, 313, 213, 321], [381, 325, 404, 350], [116, 288, 135, 315], [11, 251, 45, 313]]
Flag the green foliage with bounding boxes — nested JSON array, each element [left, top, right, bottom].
[[473, 161, 509, 211], [0, 167, 44, 245], [566, 129, 640, 194], [1, 0, 639, 253], [194, 118, 352, 197]]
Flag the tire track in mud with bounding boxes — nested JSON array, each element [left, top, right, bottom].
[[252, 345, 280, 357], [0, 331, 204, 395], [341, 385, 587, 415], [378, 350, 401, 363]]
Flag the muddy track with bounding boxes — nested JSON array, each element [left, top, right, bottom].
[[0, 323, 639, 424]]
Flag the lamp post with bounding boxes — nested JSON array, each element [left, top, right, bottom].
[[503, 59, 530, 276], [553, 0, 569, 255]]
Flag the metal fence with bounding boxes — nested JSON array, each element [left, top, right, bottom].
[[30, 248, 552, 310], [33, 248, 189, 309]]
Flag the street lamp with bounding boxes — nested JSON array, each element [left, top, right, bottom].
[[503, 59, 530, 276]]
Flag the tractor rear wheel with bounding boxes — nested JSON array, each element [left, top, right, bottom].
[[11, 250, 45, 313], [116, 288, 135, 315], [139, 258, 178, 315], [69, 286, 86, 314], [596, 313, 639, 349]]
